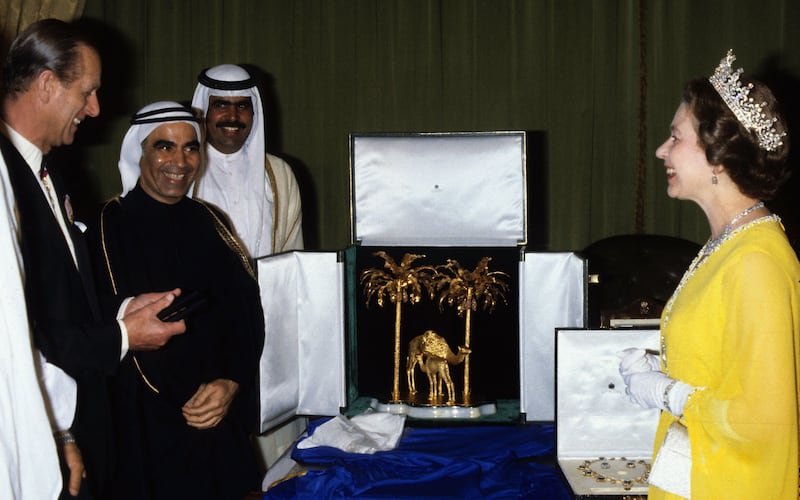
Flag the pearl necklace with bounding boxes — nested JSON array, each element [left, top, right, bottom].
[[660, 201, 773, 373]]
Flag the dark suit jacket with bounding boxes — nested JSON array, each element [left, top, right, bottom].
[[0, 133, 119, 498]]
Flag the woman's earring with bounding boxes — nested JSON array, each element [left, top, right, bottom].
[[712, 174, 718, 185]]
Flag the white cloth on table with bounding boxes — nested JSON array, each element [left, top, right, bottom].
[[296, 412, 406, 454]]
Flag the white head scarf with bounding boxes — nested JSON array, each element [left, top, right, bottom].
[[118, 101, 201, 197], [191, 64, 271, 256], [191, 64, 266, 161]]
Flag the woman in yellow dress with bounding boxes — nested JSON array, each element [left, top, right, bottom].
[[619, 50, 800, 499]]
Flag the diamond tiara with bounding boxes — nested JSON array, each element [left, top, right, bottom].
[[708, 49, 786, 152]]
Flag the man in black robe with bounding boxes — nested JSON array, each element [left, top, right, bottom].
[[87, 102, 264, 500]]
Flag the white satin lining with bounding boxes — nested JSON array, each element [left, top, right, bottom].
[[520, 253, 586, 421], [557, 329, 660, 458], [352, 133, 526, 246], [257, 252, 346, 432]]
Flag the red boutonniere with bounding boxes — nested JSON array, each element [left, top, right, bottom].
[[64, 194, 74, 224]]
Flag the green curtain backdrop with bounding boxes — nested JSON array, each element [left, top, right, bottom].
[[71, 0, 800, 252], [0, 0, 85, 54]]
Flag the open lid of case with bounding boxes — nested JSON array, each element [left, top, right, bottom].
[[257, 252, 346, 432], [556, 329, 660, 459], [350, 132, 527, 247]]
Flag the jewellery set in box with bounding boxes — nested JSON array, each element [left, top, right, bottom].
[[556, 329, 660, 497], [577, 457, 651, 491]]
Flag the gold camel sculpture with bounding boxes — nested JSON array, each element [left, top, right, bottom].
[[405, 330, 471, 404]]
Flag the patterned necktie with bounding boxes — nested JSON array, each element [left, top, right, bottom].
[[39, 159, 58, 213], [39, 158, 78, 267]]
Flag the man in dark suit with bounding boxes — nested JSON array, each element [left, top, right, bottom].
[[0, 19, 186, 499]]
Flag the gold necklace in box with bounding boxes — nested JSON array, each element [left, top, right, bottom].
[[577, 457, 651, 491]]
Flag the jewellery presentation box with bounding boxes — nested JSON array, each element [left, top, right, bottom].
[[556, 328, 660, 498], [257, 132, 585, 432]]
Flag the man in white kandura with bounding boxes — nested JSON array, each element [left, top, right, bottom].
[[192, 64, 303, 259]]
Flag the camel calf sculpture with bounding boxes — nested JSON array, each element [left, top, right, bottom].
[[405, 330, 471, 404]]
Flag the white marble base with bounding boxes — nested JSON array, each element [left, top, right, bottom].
[[369, 398, 496, 419]]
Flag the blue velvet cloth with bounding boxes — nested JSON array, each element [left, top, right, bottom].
[[263, 419, 570, 499]]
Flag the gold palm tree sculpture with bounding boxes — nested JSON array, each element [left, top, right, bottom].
[[361, 251, 436, 402], [433, 256, 509, 404]]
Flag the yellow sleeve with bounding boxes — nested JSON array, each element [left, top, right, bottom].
[[681, 248, 798, 497]]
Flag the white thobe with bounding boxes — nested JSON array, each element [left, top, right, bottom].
[[0, 133, 62, 499], [195, 151, 304, 258]]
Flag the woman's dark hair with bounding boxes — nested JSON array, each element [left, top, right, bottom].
[[2, 19, 93, 100], [682, 77, 790, 200]]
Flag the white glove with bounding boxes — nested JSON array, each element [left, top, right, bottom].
[[617, 347, 661, 386], [625, 370, 694, 416]]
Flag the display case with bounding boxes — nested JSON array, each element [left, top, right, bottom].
[[257, 132, 586, 431], [556, 328, 660, 498]]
